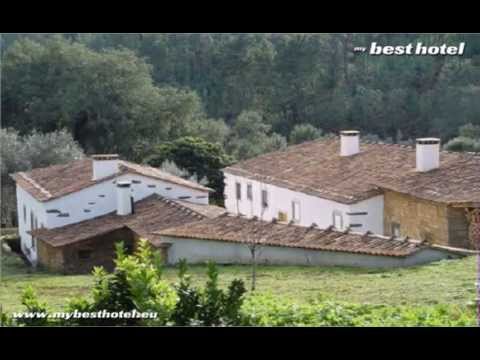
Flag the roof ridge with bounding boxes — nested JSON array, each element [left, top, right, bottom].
[[157, 195, 207, 219], [18, 172, 53, 199]]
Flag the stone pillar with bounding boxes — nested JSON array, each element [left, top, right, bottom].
[[469, 208, 480, 250], [467, 208, 480, 326]]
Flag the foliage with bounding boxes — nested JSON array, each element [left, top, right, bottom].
[[0, 127, 84, 179], [145, 136, 233, 203], [1, 36, 207, 155], [226, 110, 287, 160], [16, 286, 50, 326], [170, 259, 201, 326], [289, 124, 323, 144], [62, 239, 177, 326], [158, 160, 208, 186], [240, 293, 477, 327], [170, 260, 247, 326], [459, 123, 480, 138], [444, 123, 480, 152]]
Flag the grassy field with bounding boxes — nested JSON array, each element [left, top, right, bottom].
[[0, 248, 477, 313]]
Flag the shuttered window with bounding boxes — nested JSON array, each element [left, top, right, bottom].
[[236, 182, 242, 200], [261, 190, 268, 208], [247, 184, 253, 200]]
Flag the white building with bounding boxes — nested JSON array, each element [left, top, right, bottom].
[[223, 131, 480, 249], [10, 154, 212, 265]]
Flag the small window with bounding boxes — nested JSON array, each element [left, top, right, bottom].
[[235, 182, 242, 200], [391, 223, 401, 237], [78, 249, 92, 260], [332, 211, 343, 230], [292, 201, 300, 223], [247, 184, 253, 201], [23, 205, 27, 224], [261, 190, 268, 208]]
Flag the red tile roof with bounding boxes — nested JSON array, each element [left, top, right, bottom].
[[224, 138, 480, 205], [157, 214, 431, 257], [11, 158, 212, 202], [30, 195, 225, 247]]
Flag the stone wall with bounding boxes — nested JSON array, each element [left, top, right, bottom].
[[384, 190, 470, 248], [38, 227, 135, 274]]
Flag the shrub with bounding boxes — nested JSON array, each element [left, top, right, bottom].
[[170, 260, 247, 326], [16, 286, 50, 326], [240, 293, 477, 327]]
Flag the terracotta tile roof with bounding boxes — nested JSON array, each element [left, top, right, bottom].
[[11, 158, 211, 202], [224, 138, 480, 205], [119, 161, 213, 193], [157, 214, 429, 257], [30, 195, 223, 247]]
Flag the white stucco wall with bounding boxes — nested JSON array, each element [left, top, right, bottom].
[[16, 186, 47, 264], [224, 172, 384, 234], [15, 171, 209, 264], [163, 236, 463, 268]]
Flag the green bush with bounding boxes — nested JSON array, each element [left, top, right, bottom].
[[240, 293, 477, 327], [170, 260, 247, 326]]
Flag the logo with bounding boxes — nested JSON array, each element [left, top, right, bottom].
[[354, 42, 466, 56]]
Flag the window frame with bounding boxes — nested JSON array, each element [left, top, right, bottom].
[[247, 183, 253, 201], [391, 222, 401, 237], [292, 200, 301, 223], [30, 210, 35, 247], [261, 189, 269, 209], [235, 182, 242, 200], [332, 210, 343, 230]]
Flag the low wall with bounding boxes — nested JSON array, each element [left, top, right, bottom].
[[161, 236, 463, 268]]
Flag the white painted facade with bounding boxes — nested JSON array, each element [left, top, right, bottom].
[[15, 169, 209, 265], [162, 236, 462, 268], [224, 172, 384, 235]]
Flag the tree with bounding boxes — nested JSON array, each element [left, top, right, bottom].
[[144, 137, 233, 204], [246, 234, 264, 291], [289, 124, 323, 144], [1, 36, 206, 156], [0, 128, 84, 227], [226, 110, 287, 160]]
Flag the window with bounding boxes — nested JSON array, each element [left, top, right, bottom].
[[30, 211, 34, 248], [332, 211, 343, 230], [78, 249, 92, 260], [23, 205, 27, 224], [391, 223, 401, 237], [247, 184, 253, 201], [292, 201, 300, 223], [261, 190, 268, 208], [236, 182, 242, 200]]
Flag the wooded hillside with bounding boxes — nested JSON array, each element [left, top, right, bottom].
[[2, 33, 480, 160]]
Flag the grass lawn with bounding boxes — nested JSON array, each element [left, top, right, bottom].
[[0, 248, 477, 313]]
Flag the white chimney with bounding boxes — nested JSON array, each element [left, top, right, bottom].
[[116, 181, 133, 216], [416, 138, 440, 172], [340, 130, 360, 156], [92, 154, 120, 181]]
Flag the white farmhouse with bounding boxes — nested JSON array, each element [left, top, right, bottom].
[[223, 131, 480, 250], [10, 154, 212, 266]]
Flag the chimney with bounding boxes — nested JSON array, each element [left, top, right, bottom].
[[340, 130, 360, 156], [116, 181, 133, 216], [416, 138, 440, 172], [92, 154, 120, 181]]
